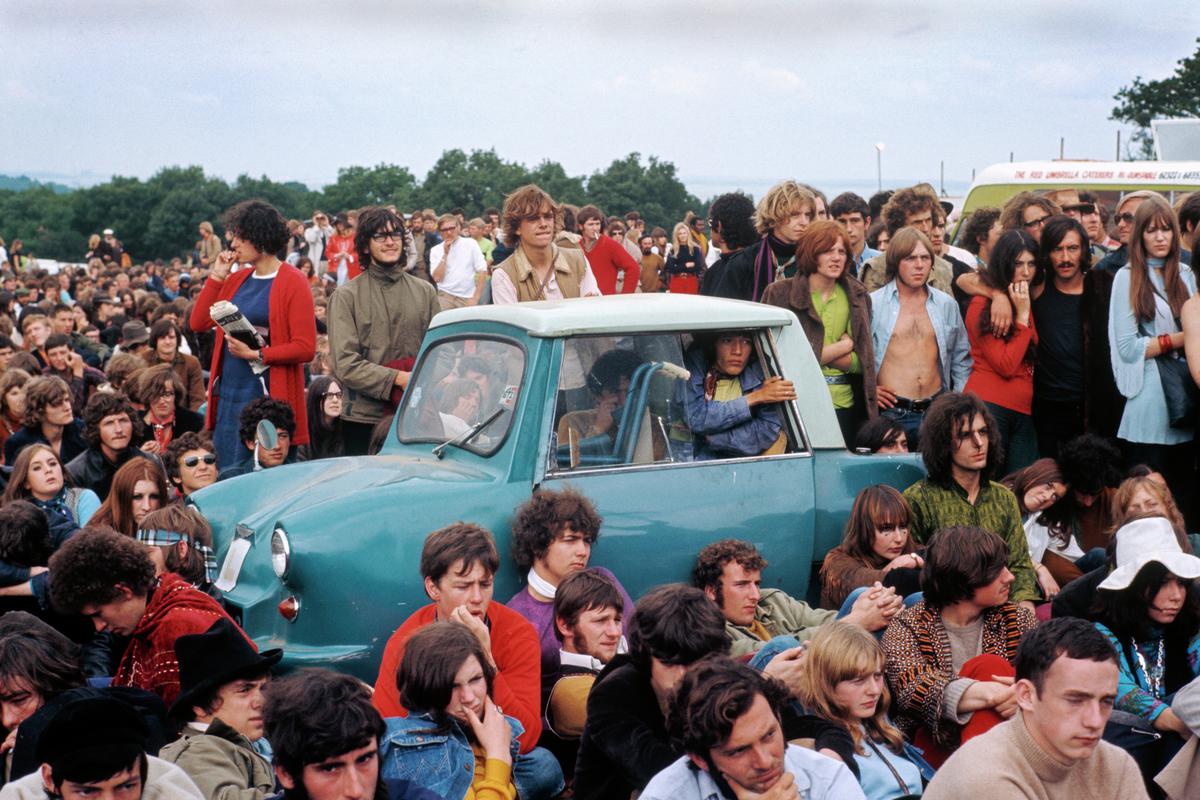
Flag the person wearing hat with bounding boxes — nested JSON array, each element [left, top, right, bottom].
[[1092, 516, 1200, 783], [121, 321, 152, 359], [158, 620, 280, 800], [0, 694, 202, 800], [1045, 189, 1110, 264]]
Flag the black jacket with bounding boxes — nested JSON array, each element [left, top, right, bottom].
[[3, 419, 88, 466], [66, 446, 160, 501], [1051, 565, 1106, 621]]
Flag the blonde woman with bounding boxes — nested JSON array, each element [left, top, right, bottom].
[[664, 223, 705, 294], [799, 623, 931, 798]]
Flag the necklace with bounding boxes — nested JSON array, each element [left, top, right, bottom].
[[1132, 637, 1166, 698]]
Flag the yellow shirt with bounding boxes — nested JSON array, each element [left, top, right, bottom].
[[465, 746, 517, 800]]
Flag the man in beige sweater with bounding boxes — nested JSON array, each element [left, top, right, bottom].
[[926, 617, 1147, 799]]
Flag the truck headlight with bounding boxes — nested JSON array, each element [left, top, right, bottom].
[[271, 526, 291, 580]]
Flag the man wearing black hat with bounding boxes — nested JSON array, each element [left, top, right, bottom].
[[159, 620, 280, 800], [120, 321, 151, 359], [0, 695, 202, 800]]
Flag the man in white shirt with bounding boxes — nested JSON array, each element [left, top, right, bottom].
[[430, 214, 487, 310], [304, 211, 333, 274]]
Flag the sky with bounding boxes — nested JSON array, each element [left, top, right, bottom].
[[2, 0, 1198, 202]]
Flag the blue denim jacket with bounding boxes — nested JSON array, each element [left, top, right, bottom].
[[870, 281, 972, 393], [681, 346, 785, 460], [380, 712, 523, 800]]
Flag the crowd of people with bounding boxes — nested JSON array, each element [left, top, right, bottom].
[[0, 178, 1199, 799]]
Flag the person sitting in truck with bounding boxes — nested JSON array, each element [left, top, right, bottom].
[[680, 331, 795, 460]]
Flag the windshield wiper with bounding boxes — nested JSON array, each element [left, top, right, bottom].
[[432, 406, 506, 459]]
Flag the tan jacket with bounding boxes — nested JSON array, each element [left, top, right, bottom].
[[495, 245, 589, 302], [159, 720, 274, 800]]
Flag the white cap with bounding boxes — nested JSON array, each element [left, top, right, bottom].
[[1097, 517, 1200, 591], [102, 228, 114, 236]]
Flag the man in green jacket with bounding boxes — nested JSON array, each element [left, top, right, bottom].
[[328, 207, 440, 455], [158, 619, 281, 800]]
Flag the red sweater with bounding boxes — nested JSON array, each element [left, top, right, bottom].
[[372, 603, 542, 753], [189, 264, 317, 444], [964, 296, 1038, 414], [325, 234, 361, 281], [583, 236, 639, 295], [113, 573, 244, 706]]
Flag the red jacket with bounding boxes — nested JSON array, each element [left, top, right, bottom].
[[372, 603, 542, 753], [113, 573, 244, 706], [583, 236, 639, 295], [325, 234, 361, 281], [964, 296, 1038, 415], [189, 264, 317, 444]]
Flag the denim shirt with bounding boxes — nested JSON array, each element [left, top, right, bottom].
[[380, 712, 524, 800], [681, 347, 785, 460], [870, 281, 972, 393]]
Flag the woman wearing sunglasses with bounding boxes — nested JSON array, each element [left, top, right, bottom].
[[164, 431, 219, 499]]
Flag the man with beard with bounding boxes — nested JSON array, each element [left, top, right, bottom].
[[264, 669, 439, 800], [637, 234, 664, 293], [641, 658, 862, 800], [328, 207, 440, 456], [1029, 216, 1123, 454], [66, 392, 157, 501]]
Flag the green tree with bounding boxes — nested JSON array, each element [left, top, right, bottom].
[[584, 152, 704, 231], [0, 186, 80, 260], [320, 163, 418, 213], [527, 160, 587, 206], [418, 148, 531, 215], [1112, 38, 1200, 159]]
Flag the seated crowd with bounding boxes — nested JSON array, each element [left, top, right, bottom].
[[1, 185, 1200, 800]]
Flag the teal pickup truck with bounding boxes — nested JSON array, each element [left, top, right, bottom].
[[192, 294, 923, 678]]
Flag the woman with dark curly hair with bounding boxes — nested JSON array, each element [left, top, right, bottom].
[[89, 458, 169, 537], [189, 199, 316, 469], [2, 375, 87, 466]]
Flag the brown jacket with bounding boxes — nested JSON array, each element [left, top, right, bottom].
[[495, 245, 588, 302], [144, 351, 206, 411], [761, 273, 878, 416]]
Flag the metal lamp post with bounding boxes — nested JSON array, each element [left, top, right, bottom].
[[875, 143, 885, 193]]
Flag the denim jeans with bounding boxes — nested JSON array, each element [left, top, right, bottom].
[[513, 745, 565, 800], [984, 401, 1038, 476], [880, 406, 926, 448]]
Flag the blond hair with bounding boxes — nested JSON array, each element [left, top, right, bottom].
[[754, 180, 815, 236]]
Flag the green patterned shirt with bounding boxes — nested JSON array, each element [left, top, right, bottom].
[[903, 478, 1039, 604]]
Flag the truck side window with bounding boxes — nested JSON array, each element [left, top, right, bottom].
[[398, 338, 525, 455], [551, 334, 693, 471]]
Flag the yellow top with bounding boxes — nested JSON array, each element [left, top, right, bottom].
[[465, 745, 517, 800]]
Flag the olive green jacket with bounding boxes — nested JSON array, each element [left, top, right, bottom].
[[158, 718, 274, 800], [726, 588, 837, 657]]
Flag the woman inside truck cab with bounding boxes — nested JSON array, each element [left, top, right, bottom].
[[681, 331, 796, 460]]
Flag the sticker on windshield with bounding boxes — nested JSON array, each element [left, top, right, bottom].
[[500, 385, 518, 408]]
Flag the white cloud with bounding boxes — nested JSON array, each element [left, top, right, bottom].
[[741, 59, 808, 95]]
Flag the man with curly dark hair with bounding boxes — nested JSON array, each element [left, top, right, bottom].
[[903, 392, 1040, 609], [698, 191, 757, 297], [48, 527, 239, 706], [506, 488, 634, 677], [66, 391, 156, 501], [217, 397, 295, 480], [163, 432, 218, 497]]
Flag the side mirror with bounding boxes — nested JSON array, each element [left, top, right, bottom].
[[256, 419, 278, 450]]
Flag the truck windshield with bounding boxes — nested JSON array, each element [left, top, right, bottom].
[[396, 337, 525, 455]]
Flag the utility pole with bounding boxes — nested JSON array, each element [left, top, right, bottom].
[[1060, 137, 1065, 159]]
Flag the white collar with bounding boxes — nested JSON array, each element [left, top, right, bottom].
[[526, 567, 557, 599], [558, 649, 605, 672]]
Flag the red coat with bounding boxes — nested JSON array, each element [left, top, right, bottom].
[[583, 236, 640, 295], [113, 573, 244, 706], [964, 296, 1038, 415], [190, 264, 317, 444], [372, 603, 543, 753]]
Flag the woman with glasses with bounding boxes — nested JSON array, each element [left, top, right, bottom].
[[190, 200, 316, 470], [1107, 194, 1195, 508], [2, 376, 87, 465], [821, 485, 923, 611], [297, 375, 345, 461]]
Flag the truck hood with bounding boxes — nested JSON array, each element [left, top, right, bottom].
[[191, 454, 494, 545]]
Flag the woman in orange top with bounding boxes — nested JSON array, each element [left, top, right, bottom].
[[964, 229, 1040, 476]]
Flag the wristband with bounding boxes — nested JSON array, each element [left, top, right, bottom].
[[1158, 334, 1173, 354]]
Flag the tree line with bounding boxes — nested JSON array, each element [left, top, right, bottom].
[[0, 149, 705, 263]]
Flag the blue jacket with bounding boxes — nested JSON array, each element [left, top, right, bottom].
[[681, 346, 784, 460], [870, 281, 972, 393], [380, 712, 523, 800]]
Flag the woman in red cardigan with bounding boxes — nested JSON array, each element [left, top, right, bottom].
[[964, 229, 1040, 476], [189, 200, 316, 469]]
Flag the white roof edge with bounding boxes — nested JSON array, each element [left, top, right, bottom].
[[972, 160, 1200, 187], [428, 294, 795, 337]]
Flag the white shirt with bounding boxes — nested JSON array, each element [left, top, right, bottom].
[[430, 236, 487, 298]]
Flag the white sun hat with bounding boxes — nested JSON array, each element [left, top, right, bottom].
[[1098, 517, 1200, 591]]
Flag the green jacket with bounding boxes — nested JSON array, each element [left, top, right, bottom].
[[903, 478, 1039, 604], [328, 260, 440, 425], [727, 588, 837, 656], [158, 718, 275, 800]]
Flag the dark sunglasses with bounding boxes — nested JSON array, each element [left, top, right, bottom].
[[1066, 203, 1097, 215], [183, 454, 217, 467], [1116, 212, 1136, 225]]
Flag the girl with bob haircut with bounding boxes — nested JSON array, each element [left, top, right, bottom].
[[381, 622, 523, 799], [820, 485, 921, 610], [798, 623, 932, 798], [881, 526, 1037, 767], [89, 457, 169, 537], [0, 367, 31, 462], [189, 199, 316, 471], [2, 443, 100, 531], [1107, 194, 1195, 506], [663, 222, 704, 294], [763, 220, 877, 442], [134, 504, 217, 592], [964, 229, 1041, 476], [1092, 515, 1200, 776]]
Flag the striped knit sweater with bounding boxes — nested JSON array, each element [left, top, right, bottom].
[[881, 600, 1037, 749]]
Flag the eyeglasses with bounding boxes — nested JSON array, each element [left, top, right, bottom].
[[1116, 212, 1136, 225], [1023, 215, 1050, 229], [370, 231, 404, 242], [1065, 203, 1097, 215], [323, 390, 344, 399], [183, 454, 217, 467]]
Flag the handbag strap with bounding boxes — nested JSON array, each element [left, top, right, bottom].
[[864, 735, 911, 795]]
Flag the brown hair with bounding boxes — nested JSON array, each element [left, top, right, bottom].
[[795, 220, 852, 277], [999, 192, 1061, 232], [21, 375, 70, 428], [136, 505, 213, 585], [501, 184, 563, 247], [692, 539, 767, 605], [881, 186, 938, 236], [839, 485, 914, 566], [1127, 194, 1187, 323], [48, 526, 158, 612], [90, 458, 170, 537], [2, 444, 63, 505], [553, 568, 624, 642], [883, 227, 935, 282], [0, 368, 31, 418], [510, 487, 602, 572], [419, 523, 499, 584], [396, 622, 495, 726], [921, 526, 1009, 610]]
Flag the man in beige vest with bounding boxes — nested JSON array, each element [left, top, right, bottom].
[[491, 185, 601, 304]]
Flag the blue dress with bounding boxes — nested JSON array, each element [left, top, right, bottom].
[[213, 273, 274, 468]]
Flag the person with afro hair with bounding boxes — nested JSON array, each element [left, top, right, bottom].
[[217, 396, 296, 481], [189, 199, 315, 472]]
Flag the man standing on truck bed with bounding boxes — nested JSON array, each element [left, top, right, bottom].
[[870, 227, 971, 444], [328, 207, 440, 456]]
